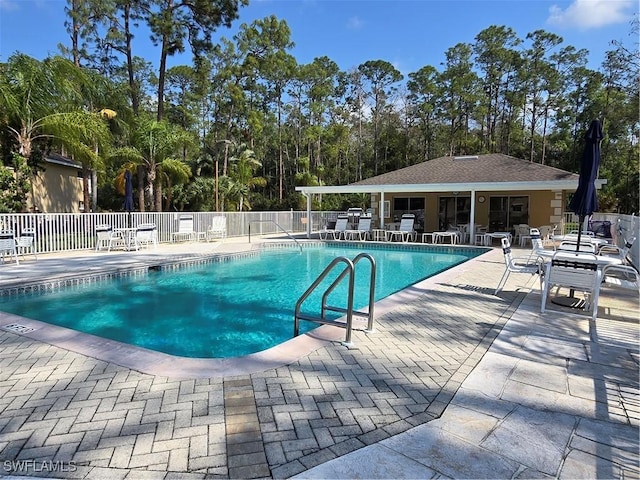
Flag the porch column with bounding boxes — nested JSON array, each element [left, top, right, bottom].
[[469, 191, 476, 244], [305, 193, 312, 238], [379, 191, 385, 229]]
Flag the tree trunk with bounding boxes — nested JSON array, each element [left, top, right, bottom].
[[155, 178, 163, 212], [157, 39, 169, 121], [123, 3, 139, 116], [82, 165, 90, 213], [137, 164, 145, 212], [91, 169, 98, 212]]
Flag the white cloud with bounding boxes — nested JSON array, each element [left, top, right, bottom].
[[347, 16, 364, 30], [547, 0, 634, 29], [0, 0, 19, 11]]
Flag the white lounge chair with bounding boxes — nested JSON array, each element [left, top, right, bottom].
[[206, 216, 227, 241], [320, 214, 349, 240], [0, 230, 19, 265], [136, 223, 158, 249], [495, 237, 542, 294], [540, 251, 602, 321], [16, 227, 37, 261], [343, 214, 372, 241], [386, 214, 416, 242], [172, 215, 195, 242]]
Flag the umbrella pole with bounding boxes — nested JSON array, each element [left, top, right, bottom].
[[575, 215, 584, 252]]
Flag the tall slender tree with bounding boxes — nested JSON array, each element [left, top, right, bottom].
[[358, 60, 403, 175], [148, 0, 248, 121]]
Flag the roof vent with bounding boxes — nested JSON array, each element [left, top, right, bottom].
[[454, 155, 479, 160]]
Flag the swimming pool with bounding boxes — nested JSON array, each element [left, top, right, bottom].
[[0, 244, 486, 358]]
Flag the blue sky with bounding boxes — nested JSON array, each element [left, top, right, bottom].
[[0, 0, 637, 76]]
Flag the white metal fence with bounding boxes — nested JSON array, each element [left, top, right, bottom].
[[0, 211, 338, 254], [0, 210, 637, 268]]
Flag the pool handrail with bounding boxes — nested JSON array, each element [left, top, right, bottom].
[[248, 219, 303, 252], [320, 253, 376, 334], [294, 253, 376, 346]]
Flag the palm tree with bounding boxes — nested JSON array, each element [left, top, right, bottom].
[[109, 117, 193, 211], [225, 145, 266, 211], [158, 158, 191, 211], [0, 53, 111, 209]]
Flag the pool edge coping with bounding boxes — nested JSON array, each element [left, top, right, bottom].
[[0, 244, 497, 379]]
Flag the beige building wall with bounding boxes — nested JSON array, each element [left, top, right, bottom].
[[371, 190, 565, 233], [30, 163, 84, 213]]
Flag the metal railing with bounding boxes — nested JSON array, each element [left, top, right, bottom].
[[0, 210, 335, 255], [294, 253, 376, 347], [247, 220, 303, 252], [0, 210, 636, 269]]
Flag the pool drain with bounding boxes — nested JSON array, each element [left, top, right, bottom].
[[1, 323, 36, 334]]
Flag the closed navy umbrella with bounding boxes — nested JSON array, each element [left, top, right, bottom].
[[568, 119, 603, 250]]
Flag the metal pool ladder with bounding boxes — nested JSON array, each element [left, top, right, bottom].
[[294, 253, 376, 347]]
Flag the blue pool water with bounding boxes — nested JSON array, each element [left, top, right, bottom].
[[0, 245, 484, 358]]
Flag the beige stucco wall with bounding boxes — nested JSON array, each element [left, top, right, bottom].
[[371, 190, 567, 232], [30, 163, 84, 213]]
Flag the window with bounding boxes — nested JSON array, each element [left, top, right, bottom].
[[383, 200, 390, 219], [438, 196, 471, 230], [392, 197, 425, 230], [488, 196, 529, 231]]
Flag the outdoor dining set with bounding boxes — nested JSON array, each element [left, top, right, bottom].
[[318, 212, 638, 319], [495, 226, 639, 320], [94, 215, 228, 253], [0, 229, 37, 265]]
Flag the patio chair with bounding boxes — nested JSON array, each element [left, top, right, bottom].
[[540, 251, 602, 321], [95, 224, 123, 251], [343, 214, 372, 241], [16, 227, 37, 261], [537, 225, 555, 247], [601, 264, 640, 291], [320, 214, 349, 240], [558, 240, 596, 253], [386, 214, 417, 242], [206, 216, 227, 241], [0, 230, 19, 265], [135, 223, 158, 249], [526, 228, 548, 262], [514, 224, 531, 246], [597, 236, 635, 264], [172, 215, 196, 242], [457, 224, 470, 244], [495, 237, 542, 294]]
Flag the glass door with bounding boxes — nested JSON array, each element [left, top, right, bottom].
[[438, 196, 471, 230]]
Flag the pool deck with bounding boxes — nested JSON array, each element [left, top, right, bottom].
[[0, 236, 638, 479]]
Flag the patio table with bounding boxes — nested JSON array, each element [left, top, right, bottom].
[[551, 234, 609, 248], [113, 227, 139, 251], [535, 250, 623, 268], [536, 250, 623, 308], [371, 229, 387, 242], [421, 233, 435, 243], [432, 231, 459, 244], [483, 232, 512, 246]]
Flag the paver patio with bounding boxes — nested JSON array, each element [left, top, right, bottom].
[[0, 240, 637, 479]]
